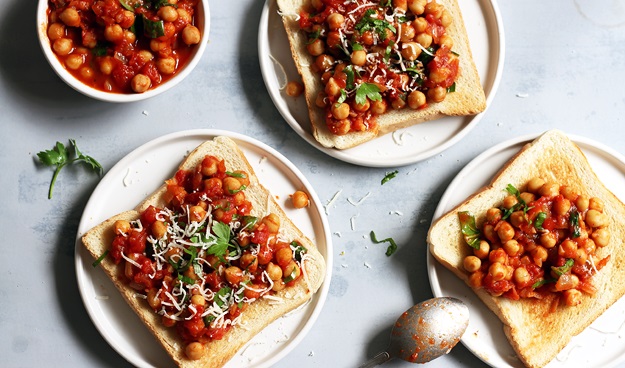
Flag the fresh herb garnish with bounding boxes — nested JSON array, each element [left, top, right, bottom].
[[501, 184, 526, 220], [570, 209, 581, 238], [534, 212, 547, 230], [291, 241, 307, 262], [355, 82, 382, 105], [92, 250, 109, 267], [228, 185, 247, 194], [37, 139, 103, 199], [458, 211, 481, 249], [213, 286, 232, 308], [352, 42, 364, 51], [552, 258, 574, 277], [306, 28, 321, 44], [177, 273, 195, 285], [355, 9, 396, 40], [447, 82, 456, 93], [283, 268, 298, 283], [370, 231, 398, 256], [241, 216, 258, 231], [344, 65, 355, 90], [206, 221, 232, 257], [142, 14, 165, 38], [381, 170, 398, 185], [337, 89, 348, 104], [92, 43, 109, 57], [532, 278, 555, 289], [226, 171, 247, 179]]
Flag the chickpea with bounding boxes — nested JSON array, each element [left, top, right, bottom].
[[283, 260, 301, 281], [407, 90, 426, 109], [591, 227, 611, 247], [555, 274, 580, 292], [519, 192, 536, 204], [468, 270, 483, 288], [158, 6, 179, 22], [124, 30, 136, 43], [489, 262, 507, 281], [489, 248, 508, 264], [408, 0, 427, 15], [575, 194, 590, 212], [399, 24, 416, 42], [59, 8, 81, 27], [560, 186, 578, 201], [401, 42, 422, 61], [415, 32, 432, 48], [177, 8, 192, 23], [156, 57, 176, 74], [306, 39, 324, 56], [189, 205, 207, 222], [353, 99, 370, 112], [292, 190, 309, 209], [311, 0, 323, 10], [316, 92, 328, 108], [370, 99, 387, 115], [240, 253, 258, 273], [531, 246, 548, 266], [474, 240, 490, 259], [114, 220, 131, 235], [539, 183, 560, 197], [589, 197, 604, 212], [104, 24, 124, 43], [325, 77, 341, 98], [327, 13, 345, 30], [150, 39, 168, 53], [391, 97, 406, 109], [285, 81, 303, 97], [185, 342, 204, 360], [182, 25, 201, 45], [117, 10, 135, 29], [439, 35, 453, 49], [553, 197, 571, 216], [540, 232, 557, 248], [424, 1, 443, 18], [483, 224, 497, 243], [222, 176, 242, 193], [262, 213, 281, 234], [53, 38, 73, 56], [152, 221, 168, 239], [224, 266, 244, 285], [514, 267, 531, 287], [131, 74, 151, 93], [191, 294, 206, 306], [583, 238, 596, 255], [80, 67, 93, 79], [332, 120, 351, 135], [440, 9, 453, 27], [99, 57, 113, 75], [272, 279, 286, 291], [503, 239, 521, 257], [393, 0, 407, 11], [350, 50, 367, 66], [463, 256, 481, 273], [427, 86, 447, 103], [413, 17, 428, 33], [162, 315, 176, 327], [266, 262, 283, 281], [331, 102, 350, 120], [496, 221, 515, 242], [48, 23, 65, 41], [315, 54, 334, 71], [502, 195, 518, 209], [526, 177, 545, 194], [585, 209, 608, 228], [147, 288, 161, 309], [137, 50, 154, 64], [360, 30, 374, 46], [183, 265, 198, 281], [274, 247, 293, 268], [563, 289, 582, 306], [574, 247, 588, 266], [559, 239, 578, 259], [509, 211, 526, 229]]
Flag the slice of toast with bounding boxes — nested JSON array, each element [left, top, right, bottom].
[[276, 0, 486, 149], [81, 136, 326, 367], [428, 130, 625, 368]]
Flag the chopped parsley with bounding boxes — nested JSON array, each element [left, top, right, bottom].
[[381, 170, 398, 185], [355, 82, 382, 106], [458, 211, 481, 249]]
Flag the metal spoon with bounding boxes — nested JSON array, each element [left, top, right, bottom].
[[359, 297, 469, 367]]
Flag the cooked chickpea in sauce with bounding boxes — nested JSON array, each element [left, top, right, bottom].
[[46, 0, 202, 94], [298, 0, 460, 135], [460, 178, 611, 309]]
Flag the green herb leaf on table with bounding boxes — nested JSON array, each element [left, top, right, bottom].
[[381, 170, 398, 185], [37, 139, 103, 199], [370, 231, 398, 256]]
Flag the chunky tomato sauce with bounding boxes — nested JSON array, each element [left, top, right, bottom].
[[461, 178, 611, 309], [108, 154, 309, 360], [46, 0, 202, 94], [298, 0, 460, 135]]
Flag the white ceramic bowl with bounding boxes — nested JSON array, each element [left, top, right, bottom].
[[36, 0, 210, 102]]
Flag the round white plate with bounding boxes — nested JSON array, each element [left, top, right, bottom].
[[258, 0, 505, 167], [427, 133, 625, 368], [75, 129, 333, 368]]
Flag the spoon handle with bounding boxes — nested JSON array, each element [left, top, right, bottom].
[[358, 351, 392, 368]]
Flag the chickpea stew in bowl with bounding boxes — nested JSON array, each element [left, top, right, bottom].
[[37, 0, 210, 102]]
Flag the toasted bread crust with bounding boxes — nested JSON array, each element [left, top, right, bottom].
[[277, 0, 486, 149], [81, 136, 326, 367], [428, 130, 625, 368]]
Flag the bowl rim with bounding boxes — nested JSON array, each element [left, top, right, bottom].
[[36, 0, 210, 103]]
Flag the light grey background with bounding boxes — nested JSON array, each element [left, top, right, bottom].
[[2, 0, 625, 367]]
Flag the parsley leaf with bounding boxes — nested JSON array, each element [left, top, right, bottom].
[[355, 9, 396, 40], [207, 222, 231, 257], [570, 209, 581, 238], [355, 82, 382, 106], [552, 259, 574, 277], [534, 212, 547, 230], [37, 139, 103, 199], [458, 211, 481, 249], [370, 231, 398, 256], [381, 170, 398, 185]]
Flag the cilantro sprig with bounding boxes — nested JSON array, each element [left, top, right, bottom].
[[37, 139, 103, 199]]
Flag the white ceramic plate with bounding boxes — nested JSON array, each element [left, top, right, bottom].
[[427, 133, 625, 368], [75, 129, 333, 368], [258, 0, 505, 167]]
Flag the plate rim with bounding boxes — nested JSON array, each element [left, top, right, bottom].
[[258, 0, 506, 167], [426, 131, 625, 367], [74, 128, 333, 368]]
